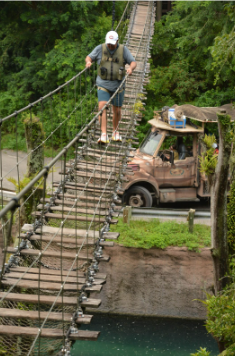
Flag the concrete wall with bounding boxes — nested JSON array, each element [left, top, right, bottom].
[[90, 245, 214, 320]]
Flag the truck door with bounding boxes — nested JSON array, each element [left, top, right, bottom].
[[153, 138, 196, 188]]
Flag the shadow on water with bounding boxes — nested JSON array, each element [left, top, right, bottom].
[[71, 314, 218, 356]]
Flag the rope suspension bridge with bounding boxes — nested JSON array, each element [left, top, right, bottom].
[[0, 2, 155, 355]]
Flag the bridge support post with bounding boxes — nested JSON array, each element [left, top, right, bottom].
[[188, 209, 195, 233], [123, 206, 132, 224]]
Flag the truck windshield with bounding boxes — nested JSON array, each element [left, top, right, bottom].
[[140, 131, 162, 156]]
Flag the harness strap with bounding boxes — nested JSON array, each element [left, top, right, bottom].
[[98, 86, 124, 94], [98, 86, 109, 93]]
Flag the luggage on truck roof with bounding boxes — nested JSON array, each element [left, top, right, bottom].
[[151, 103, 235, 133]]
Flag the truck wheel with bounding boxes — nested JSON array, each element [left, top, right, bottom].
[[125, 186, 153, 208]]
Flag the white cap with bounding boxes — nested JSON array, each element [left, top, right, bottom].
[[212, 143, 217, 148], [105, 31, 118, 45]]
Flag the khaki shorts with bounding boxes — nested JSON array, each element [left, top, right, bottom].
[[97, 87, 125, 107]]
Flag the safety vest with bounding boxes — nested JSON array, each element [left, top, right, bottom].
[[98, 43, 125, 81]]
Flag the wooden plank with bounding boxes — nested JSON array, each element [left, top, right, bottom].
[[5, 247, 110, 262], [82, 134, 139, 143], [19, 234, 114, 247], [32, 211, 118, 224], [78, 139, 138, 149], [77, 147, 126, 157], [36, 204, 118, 217], [58, 181, 124, 195], [82, 132, 139, 143], [71, 166, 133, 178], [5, 272, 106, 285], [66, 170, 129, 183], [10, 266, 107, 280], [0, 325, 100, 340], [22, 225, 120, 240], [0, 308, 93, 324], [0, 292, 101, 308], [78, 151, 123, 161], [1, 278, 102, 292], [67, 160, 123, 173], [53, 182, 114, 193], [84, 125, 130, 134], [5, 247, 93, 261], [40, 198, 122, 210], [22, 224, 100, 238], [103, 232, 120, 239], [47, 192, 121, 204], [63, 170, 119, 182]]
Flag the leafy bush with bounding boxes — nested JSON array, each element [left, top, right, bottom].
[[190, 347, 211, 356], [199, 134, 218, 178], [204, 280, 235, 356]]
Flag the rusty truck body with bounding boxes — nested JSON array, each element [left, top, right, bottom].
[[121, 104, 235, 207]]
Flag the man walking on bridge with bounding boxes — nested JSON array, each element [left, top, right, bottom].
[[85, 31, 137, 143]]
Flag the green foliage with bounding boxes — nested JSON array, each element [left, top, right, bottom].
[[0, 1, 128, 148], [204, 274, 235, 356], [227, 180, 235, 252], [8, 175, 43, 224], [199, 134, 218, 177], [145, 0, 235, 125], [147, 60, 206, 108], [110, 218, 211, 251], [190, 347, 211, 356]]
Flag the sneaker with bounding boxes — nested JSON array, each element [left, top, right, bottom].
[[97, 133, 109, 144], [112, 131, 122, 142]]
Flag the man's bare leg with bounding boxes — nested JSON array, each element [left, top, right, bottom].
[[112, 105, 122, 132], [99, 101, 108, 134]]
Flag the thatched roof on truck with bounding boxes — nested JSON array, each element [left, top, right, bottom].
[[174, 103, 235, 122]]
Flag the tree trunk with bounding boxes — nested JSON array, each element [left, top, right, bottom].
[[19, 115, 45, 225], [156, 1, 162, 22], [210, 112, 231, 294]]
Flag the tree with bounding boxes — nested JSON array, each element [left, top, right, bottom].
[[0, 1, 128, 147], [210, 112, 232, 295], [145, 1, 235, 112], [199, 111, 234, 354]]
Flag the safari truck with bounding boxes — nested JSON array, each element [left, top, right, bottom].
[[121, 103, 235, 207]]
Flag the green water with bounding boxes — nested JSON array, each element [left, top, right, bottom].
[[71, 314, 218, 356]]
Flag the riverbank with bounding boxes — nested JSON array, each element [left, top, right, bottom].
[[89, 245, 213, 319]]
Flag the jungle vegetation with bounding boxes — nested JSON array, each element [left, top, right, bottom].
[[1, 1, 235, 145], [140, 0, 235, 141], [0, 1, 127, 149], [1, 2, 235, 355]]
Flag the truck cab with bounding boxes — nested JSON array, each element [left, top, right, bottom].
[[121, 112, 208, 207]]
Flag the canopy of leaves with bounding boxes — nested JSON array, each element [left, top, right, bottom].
[[0, 1, 127, 147]]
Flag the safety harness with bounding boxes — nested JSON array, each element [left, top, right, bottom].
[[98, 43, 125, 81]]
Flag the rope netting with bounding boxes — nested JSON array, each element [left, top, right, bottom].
[[0, 1, 155, 355]]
